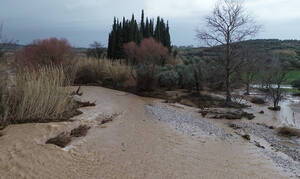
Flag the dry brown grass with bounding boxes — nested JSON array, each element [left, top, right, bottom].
[[0, 62, 7, 123], [74, 58, 135, 87], [2, 65, 75, 124]]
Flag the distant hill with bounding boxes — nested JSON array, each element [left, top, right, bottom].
[[178, 39, 300, 69], [0, 43, 89, 54]]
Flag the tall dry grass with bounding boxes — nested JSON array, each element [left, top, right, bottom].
[[0, 62, 7, 123], [74, 58, 135, 88], [2, 65, 75, 124]]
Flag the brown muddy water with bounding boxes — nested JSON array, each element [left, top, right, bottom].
[[0, 86, 296, 178]]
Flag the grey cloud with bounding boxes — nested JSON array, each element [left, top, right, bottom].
[[0, 0, 299, 47]]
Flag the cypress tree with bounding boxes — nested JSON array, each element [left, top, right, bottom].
[[165, 21, 171, 51], [107, 11, 172, 59], [145, 18, 150, 38], [150, 19, 154, 37], [154, 17, 161, 41], [141, 10, 145, 38]]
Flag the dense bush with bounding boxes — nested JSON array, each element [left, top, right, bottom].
[[124, 38, 172, 91], [136, 65, 156, 91], [157, 69, 179, 90], [175, 63, 202, 91], [291, 79, 300, 89], [16, 37, 74, 69], [0, 49, 4, 59], [124, 38, 171, 66]]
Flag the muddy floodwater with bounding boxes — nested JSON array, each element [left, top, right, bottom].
[[1, 86, 296, 178], [246, 86, 300, 129], [279, 96, 300, 128]]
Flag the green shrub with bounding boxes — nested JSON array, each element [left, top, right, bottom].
[[175, 64, 202, 91], [157, 70, 179, 90], [136, 65, 157, 91], [291, 79, 300, 89]]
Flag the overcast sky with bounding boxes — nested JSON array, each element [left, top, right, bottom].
[[1, 0, 300, 47]]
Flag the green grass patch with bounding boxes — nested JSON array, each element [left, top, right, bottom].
[[285, 70, 300, 84], [282, 88, 300, 94]]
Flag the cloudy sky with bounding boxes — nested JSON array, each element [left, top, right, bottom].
[[1, 0, 300, 47]]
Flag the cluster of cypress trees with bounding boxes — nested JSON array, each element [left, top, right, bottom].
[[107, 10, 171, 59]]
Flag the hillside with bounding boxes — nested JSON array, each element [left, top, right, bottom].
[[178, 39, 300, 69], [0, 43, 89, 54]]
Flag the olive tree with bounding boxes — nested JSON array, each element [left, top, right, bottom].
[[197, 0, 260, 104]]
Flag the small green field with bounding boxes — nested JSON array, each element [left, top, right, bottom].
[[285, 70, 300, 84]]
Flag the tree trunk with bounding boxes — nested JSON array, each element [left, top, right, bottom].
[[245, 83, 250, 95], [225, 68, 231, 104], [245, 73, 250, 95], [274, 101, 278, 109], [225, 33, 232, 104]]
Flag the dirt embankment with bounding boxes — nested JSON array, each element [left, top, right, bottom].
[[0, 86, 290, 178]]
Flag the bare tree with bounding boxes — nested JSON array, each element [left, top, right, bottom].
[[86, 41, 105, 59], [197, 0, 260, 104], [263, 57, 287, 110]]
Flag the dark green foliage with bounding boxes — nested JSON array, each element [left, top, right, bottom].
[[178, 39, 300, 71], [0, 49, 4, 59], [157, 66, 179, 89], [135, 65, 157, 91], [291, 79, 300, 89], [175, 63, 203, 91], [108, 10, 171, 59]]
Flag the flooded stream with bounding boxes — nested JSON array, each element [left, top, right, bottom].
[[279, 96, 300, 128], [250, 85, 300, 129]]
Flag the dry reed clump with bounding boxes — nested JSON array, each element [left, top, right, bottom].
[[74, 58, 135, 88], [3, 65, 76, 124], [0, 62, 6, 123]]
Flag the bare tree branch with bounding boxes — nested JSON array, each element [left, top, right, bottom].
[[196, 0, 261, 103]]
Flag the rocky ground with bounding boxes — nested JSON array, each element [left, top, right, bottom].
[[231, 121, 300, 177], [146, 103, 232, 141], [146, 102, 300, 178]]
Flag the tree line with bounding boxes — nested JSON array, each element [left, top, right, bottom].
[[107, 10, 171, 59]]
